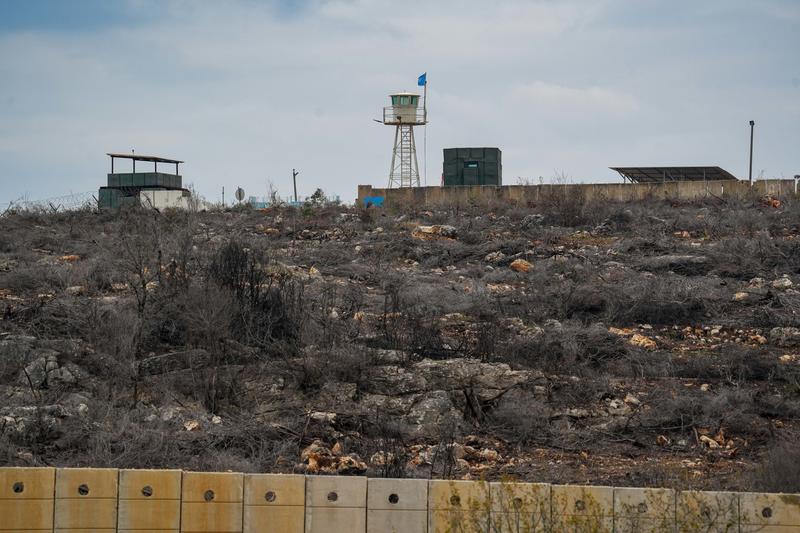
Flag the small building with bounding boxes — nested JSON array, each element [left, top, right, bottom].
[[99, 153, 191, 209], [442, 147, 502, 187]]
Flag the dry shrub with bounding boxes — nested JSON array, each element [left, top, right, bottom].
[[608, 275, 723, 325], [506, 320, 629, 373], [209, 239, 306, 350], [489, 389, 551, 445], [749, 439, 800, 492], [539, 182, 588, 227]]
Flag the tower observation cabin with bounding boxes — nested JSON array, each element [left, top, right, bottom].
[[381, 91, 427, 188], [383, 93, 426, 125]]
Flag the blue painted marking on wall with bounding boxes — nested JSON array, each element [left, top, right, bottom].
[[363, 196, 384, 207]]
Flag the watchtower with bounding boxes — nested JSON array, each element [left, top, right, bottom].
[[99, 152, 190, 209], [381, 91, 427, 188]]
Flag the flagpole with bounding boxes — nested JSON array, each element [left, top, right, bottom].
[[423, 76, 428, 186]]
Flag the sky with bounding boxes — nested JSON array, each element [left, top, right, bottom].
[[0, 0, 798, 205]]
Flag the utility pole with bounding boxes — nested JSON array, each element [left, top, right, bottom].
[[749, 120, 755, 186], [292, 169, 300, 203], [222, 186, 225, 207]]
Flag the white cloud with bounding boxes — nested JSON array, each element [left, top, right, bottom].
[[511, 81, 639, 116]]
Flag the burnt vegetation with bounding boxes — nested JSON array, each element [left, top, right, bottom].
[[1, 191, 799, 491]]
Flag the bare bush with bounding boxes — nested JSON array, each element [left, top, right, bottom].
[[749, 439, 800, 492]]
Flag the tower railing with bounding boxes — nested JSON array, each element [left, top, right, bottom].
[[382, 107, 427, 125]]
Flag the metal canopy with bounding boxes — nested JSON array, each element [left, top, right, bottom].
[[107, 153, 183, 164], [610, 166, 738, 183], [107, 152, 183, 175]]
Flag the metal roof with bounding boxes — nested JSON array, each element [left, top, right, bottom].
[[389, 92, 420, 97], [107, 153, 184, 164], [610, 166, 738, 183]]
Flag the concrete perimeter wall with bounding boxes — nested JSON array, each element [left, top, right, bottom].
[[2, 467, 799, 532], [358, 179, 796, 208]]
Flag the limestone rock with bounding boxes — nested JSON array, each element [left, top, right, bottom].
[[411, 225, 457, 240], [520, 214, 545, 229], [484, 251, 506, 264], [629, 334, 657, 350], [509, 258, 533, 273], [412, 358, 536, 401], [772, 277, 794, 290], [65, 286, 86, 296], [770, 327, 800, 348], [0, 259, 18, 271], [364, 365, 427, 396], [405, 391, 461, 437], [623, 393, 641, 406]]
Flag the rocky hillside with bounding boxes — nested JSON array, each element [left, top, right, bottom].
[[1, 192, 799, 491]]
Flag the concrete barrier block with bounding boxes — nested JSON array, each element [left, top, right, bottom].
[[118, 469, 182, 532], [551, 484, 613, 533], [305, 476, 367, 533], [306, 507, 368, 533], [614, 487, 675, 533], [489, 481, 550, 533], [367, 478, 428, 533], [0, 467, 56, 531], [740, 492, 800, 531], [243, 473, 305, 533], [54, 467, 119, 532], [305, 475, 367, 508], [428, 479, 491, 533], [676, 490, 738, 532], [181, 471, 243, 533]]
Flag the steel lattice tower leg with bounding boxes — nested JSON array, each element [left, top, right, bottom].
[[388, 124, 421, 188]]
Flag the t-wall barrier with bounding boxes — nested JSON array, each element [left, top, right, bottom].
[[357, 179, 796, 209], [1, 467, 799, 532]]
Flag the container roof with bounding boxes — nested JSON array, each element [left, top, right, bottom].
[[107, 152, 184, 164], [610, 166, 738, 183]]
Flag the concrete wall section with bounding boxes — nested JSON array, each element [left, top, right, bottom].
[[367, 478, 428, 533], [118, 469, 182, 532], [140, 189, 192, 210], [676, 490, 739, 532], [2, 467, 800, 532], [428, 479, 491, 533], [181, 472, 243, 533], [243, 473, 305, 533], [551, 484, 614, 533], [0, 467, 55, 532], [358, 179, 796, 208], [54, 468, 118, 533], [304, 475, 367, 533], [490, 481, 550, 533], [614, 487, 675, 533], [739, 492, 800, 532]]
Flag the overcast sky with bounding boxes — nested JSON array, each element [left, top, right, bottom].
[[0, 0, 798, 205]]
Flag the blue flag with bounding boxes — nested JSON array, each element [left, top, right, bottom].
[[417, 72, 427, 86]]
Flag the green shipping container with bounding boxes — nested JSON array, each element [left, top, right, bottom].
[[442, 147, 502, 187]]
